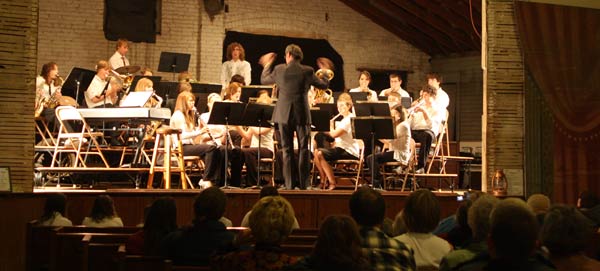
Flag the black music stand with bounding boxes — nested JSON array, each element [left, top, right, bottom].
[[239, 103, 274, 188], [354, 102, 390, 117], [240, 85, 272, 103], [310, 109, 330, 132], [208, 101, 245, 189], [348, 92, 370, 103], [62, 67, 96, 107], [352, 116, 395, 189], [191, 82, 222, 94], [157, 52, 191, 81], [313, 103, 338, 119]]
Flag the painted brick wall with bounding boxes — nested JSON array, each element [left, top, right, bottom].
[[37, 0, 430, 92]]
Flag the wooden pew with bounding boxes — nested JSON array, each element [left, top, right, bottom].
[[82, 233, 133, 271], [25, 221, 60, 271], [117, 244, 173, 271]]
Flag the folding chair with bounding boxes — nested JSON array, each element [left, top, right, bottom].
[[328, 140, 364, 191], [426, 110, 450, 174], [381, 139, 418, 191], [51, 106, 109, 168]]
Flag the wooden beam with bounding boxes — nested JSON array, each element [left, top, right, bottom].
[[437, 0, 482, 49], [340, 0, 438, 55]]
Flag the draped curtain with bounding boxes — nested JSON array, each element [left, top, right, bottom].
[[515, 2, 600, 203]]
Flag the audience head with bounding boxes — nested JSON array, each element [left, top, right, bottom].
[[259, 185, 279, 199], [249, 196, 295, 246], [135, 78, 154, 92], [144, 197, 177, 232], [467, 194, 499, 241], [488, 198, 538, 261], [312, 215, 368, 270], [285, 44, 303, 61], [527, 194, 551, 214], [224, 82, 242, 101], [229, 74, 246, 85], [177, 82, 192, 93], [41, 193, 67, 221], [90, 195, 117, 222], [226, 42, 245, 61], [193, 187, 226, 223], [540, 204, 593, 257], [350, 187, 386, 227], [402, 189, 440, 233], [577, 190, 598, 209]]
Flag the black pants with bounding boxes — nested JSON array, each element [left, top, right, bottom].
[[182, 144, 222, 185], [365, 151, 396, 187], [279, 122, 311, 189], [411, 129, 435, 169]]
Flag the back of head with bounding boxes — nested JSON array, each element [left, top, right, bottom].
[[578, 190, 598, 209], [145, 197, 177, 232], [177, 82, 192, 93], [42, 193, 67, 221], [350, 187, 385, 227], [230, 74, 246, 85], [259, 185, 279, 198], [467, 194, 499, 241], [540, 204, 593, 256], [249, 196, 295, 245], [90, 195, 116, 222], [194, 187, 226, 223], [285, 44, 303, 61], [489, 198, 538, 261], [402, 189, 440, 233], [313, 215, 366, 269], [527, 194, 551, 214]]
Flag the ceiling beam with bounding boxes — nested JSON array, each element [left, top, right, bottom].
[[414, 0, 480, 50]]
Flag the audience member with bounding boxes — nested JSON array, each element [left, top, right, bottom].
[[287, 215, 373, 271], [211, 196, 298, 270], [161, 187, 235, 266], [577, 191, 600, 227], [126, 197, 177, 255], [540, 204, 600, 271], [439, 194, 498, 271], [443, 200, 473, 249], [36, 193, 72, 226], [82, 195, 123, 227], [349, 187, 416, 270], [392, 210, 407, 237], [240, 186, 300, 229], [395, 189, 452, 269], [527, 193, 551, 226]]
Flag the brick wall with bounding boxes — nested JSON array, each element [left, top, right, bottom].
[[37, 0, 430, 91]]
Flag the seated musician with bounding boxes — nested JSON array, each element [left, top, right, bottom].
[[222, 82, 243, 148], [170, 92, 223, 185], [232, 90, 275, 187], [409, 85, 443, 174], [365, 104, 412, 189], [387, 91, 402, 109], [35, 61, 63, 129], [133, 78, 162, 108], [349, 70, 378, 102], [85, 60, 121, 145], [312, 93, 360, 190]]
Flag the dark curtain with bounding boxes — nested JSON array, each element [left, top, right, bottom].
[[104, 0, 157, 43], [515, 2, 600, 203], [223, 31, 345, 92]]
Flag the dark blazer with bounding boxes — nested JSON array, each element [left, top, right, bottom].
[[261, 60, 328, 125]]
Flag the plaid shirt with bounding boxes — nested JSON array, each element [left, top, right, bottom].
[[360, 226, 416, 271]]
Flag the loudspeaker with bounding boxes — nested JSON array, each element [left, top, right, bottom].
[[204, 0, 223, 19]]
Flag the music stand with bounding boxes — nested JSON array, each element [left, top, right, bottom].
[[157, 52, 191, 81], [352, 116, 395, 189], [309, 109, 330, 132], [354, 102, 391, 117], [129, 76, 162, 92], [348, 92, 369, 103], [208, 101, 246, 189], [62, 67, 96, 107], [240, 85, 272, 103], [239, 103, 274, 187], [190, 82, 222, 94], [313, 103, 338, 119]]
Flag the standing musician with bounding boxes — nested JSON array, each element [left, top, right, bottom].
[[232, 90, 275, 187], [312, 93, 359, 190], [379, 73, 410, 98], [259, 44, 330, 190], [170, 91, 224, 185], [221, 42, 251, 87], [409, 85, 443, 173], [109, 39, 130, 71], [349, 70, 378, 102], [365, 104, 412, 189], [35, 61, 63, 128]]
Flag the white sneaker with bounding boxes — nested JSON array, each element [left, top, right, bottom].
[[393, 166, 404, 174], [415, 168, 425, 174], [198, 179, 212, 189]]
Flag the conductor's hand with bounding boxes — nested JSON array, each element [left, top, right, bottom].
[[259, 52, 276, 67]]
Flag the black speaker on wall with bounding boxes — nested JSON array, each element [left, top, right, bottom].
[[104, 0, 157, 43], [204, 0, 223, 20]]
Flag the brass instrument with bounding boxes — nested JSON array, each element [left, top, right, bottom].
[[35, 76, 63, 117], [314, 68, 334, 104], [143, 121, 162, 141]]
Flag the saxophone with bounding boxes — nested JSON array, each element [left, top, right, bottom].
[[34, 76, 63, 117]]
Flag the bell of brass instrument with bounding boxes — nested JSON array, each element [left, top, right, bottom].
[[53, 74, 64, 87], [314, 68, 334, 104], [123, 74, 134, 89]]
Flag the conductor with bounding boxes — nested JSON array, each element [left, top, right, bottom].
[[260, 44, 330, 189]]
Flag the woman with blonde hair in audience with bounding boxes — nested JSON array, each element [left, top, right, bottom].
[[395, 189, 452, 269], [211, 196, 298, 270], [36, 193, 72, 226], [82, 195, 123, 227]]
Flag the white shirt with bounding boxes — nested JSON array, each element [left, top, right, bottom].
[[82, 216, 124, 227], [349, 87, 379, 102], [395, 232, 452, 268], [109, 51, 129, 71], [334, 114, 360, 158], [435, 87, 450, 120], [409, 104, 443, 136], [38, 212, 73, 227], [250, 128, 274, 152], [36, 76, 61, 100], [379, 87, 410, 98], [390, 120, 411, 165], [85, 75, 112, 108], [170, 110, 201, 145], [221, 59, 251, 86]]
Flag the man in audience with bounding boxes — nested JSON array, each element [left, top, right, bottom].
[[527, 193, 551, 226], [161, 187, 235, 266], [439, 194, 498, 271], [577, 190, 600, 227], [540, 204, 600, 271], [349, 187, 416, 270]]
